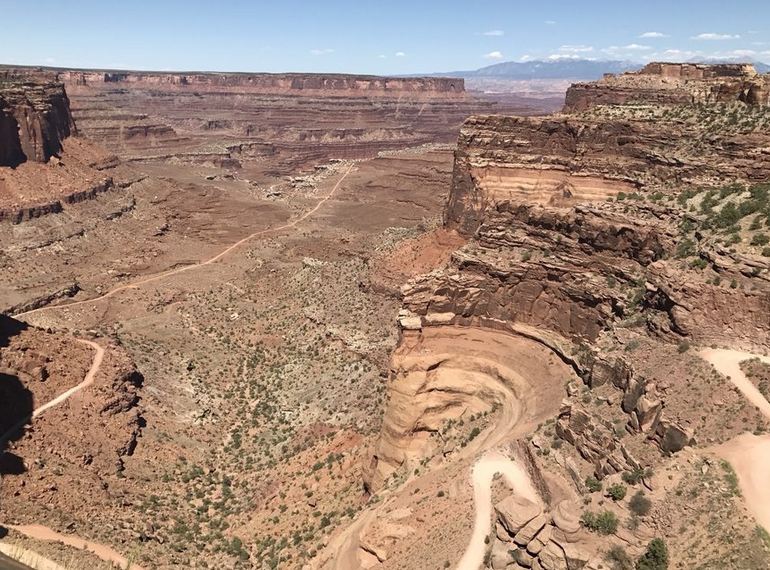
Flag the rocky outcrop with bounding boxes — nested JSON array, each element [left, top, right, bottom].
[[491, 497, 591, 570], [444, 112, 770, 235], [0, 74, 75, 166], [364, 326, 575, 491], [58, 70, 465, 97], [407, 202, 674, 342], [556, 403, 643, 479], [564, 62, 770, 112]]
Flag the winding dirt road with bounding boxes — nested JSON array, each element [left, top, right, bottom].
[[2, 164, 355, 569], [700, 348, 770, 419], [700, 348, 770, 531], [456, 451, 541, 570], [0, 339, 103, 446], [5, 525, 145, 570], [15, 163, 355, 320]]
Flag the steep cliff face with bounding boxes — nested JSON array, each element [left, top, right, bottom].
[[59, 70, 465, 97], [445, 108, 770, 235], [368, 64, 770, 496], [0, 76, 75, 166], [408, 203, 672, 341], [564, 62, 770, 112]]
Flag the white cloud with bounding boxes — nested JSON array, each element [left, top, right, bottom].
[[639, 31, 667, 38], [482, 30, 504, 36], [655, 49, 699, 60], [395, 51, 406, 57], [622, 43, 652, 50], [692, 33, 740, 40], [377, 54, 387, 59], [558, 44, 594, 54], [544, 20, 557, 25], [547, 54, 592, 61], [310, 48, 334, 56], [518, 54, 533, 62], [728, 49, 757, 57], [483, 51, 504, 60]]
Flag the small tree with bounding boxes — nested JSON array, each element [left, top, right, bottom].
[[629, 491, 652, 516], [608, 483, 627, 501], [606, 545, 634, 570], [585, 476, 602, 493], [581, 510, 619, 535], [635, 538, 668, 570]]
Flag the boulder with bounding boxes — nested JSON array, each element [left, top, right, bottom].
[[514, 547, 535, 568], [538, 541, 568, 570], [559, 542, 591, 570], [659, 421, 694, 453], [514, 514, 547, 546], [634, 393, 663, 433], [551, 501, 581, 534], [495, 494, 543, 535], [490, 540, 513, 570]]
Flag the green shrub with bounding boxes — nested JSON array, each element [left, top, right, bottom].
[[622, 467, 650, 485], [635, 538, 668, 570], [675, 238, 696, 259], [607, 483, 627, 501], [751, 233, 769, 246], [720, 460, 741, 496], [581, 510, 619, 535], [585, 476, 602, 493], [629, 491, 652, 516], [606, 545, 634, 570]]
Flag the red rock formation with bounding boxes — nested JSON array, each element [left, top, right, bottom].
[[58, 70, 465, 97], [0, 74, 75, 166], [564, 62, 770, 112]]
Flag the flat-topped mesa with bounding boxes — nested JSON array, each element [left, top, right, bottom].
[[639, 61, 759, 79], [0, 74, 76, 166], [58, 70, 465, 97], [564, 61, 770, 112], [444, 114, 644, 234]]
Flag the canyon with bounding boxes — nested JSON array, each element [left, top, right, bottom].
[[1, 60, 770, 570]]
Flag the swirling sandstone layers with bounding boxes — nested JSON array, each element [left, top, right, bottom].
[[364, 326, 573, 491], [369, 64, 770, 496]]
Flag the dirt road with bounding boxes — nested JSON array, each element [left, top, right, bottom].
[[4, 525, 145, 570], [701, 348, 770, 531], [15, 163, 355, 319], [700, 348, 770, 419], [0, 339, 103, 446], [456, 451, 541, 570]]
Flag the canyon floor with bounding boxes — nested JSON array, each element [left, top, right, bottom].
[[3, 63, 770, 570]]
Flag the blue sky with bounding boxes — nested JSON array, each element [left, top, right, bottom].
[[1, 1, 768, 73]]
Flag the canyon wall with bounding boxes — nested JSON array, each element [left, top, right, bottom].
[[58, 70, 465, 97], [445, 109, 770, 235], [0, 74, 75, 166], [564, 62, 770, 112], [368, 64, 770, 490]]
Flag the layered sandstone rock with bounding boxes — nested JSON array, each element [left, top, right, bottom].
[[364, 327, 575, 491], [445, 112, 770, 235], [0, 74, 75, 166], [59, 70, 465, 97], [564, 62, 770, 112]]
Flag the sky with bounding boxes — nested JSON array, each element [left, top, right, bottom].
[[1, 0, 768, 74]]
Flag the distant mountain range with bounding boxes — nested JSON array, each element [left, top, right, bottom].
[[431, 58, 770, 81], [461, 59, 640, 80]]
